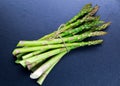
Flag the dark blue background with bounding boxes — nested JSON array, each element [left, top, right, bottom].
[[0, 0, 120, 86]]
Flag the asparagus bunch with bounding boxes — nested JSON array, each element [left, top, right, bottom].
[[12, 3, 111, 85]]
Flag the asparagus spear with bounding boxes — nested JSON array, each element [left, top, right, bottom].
[[22, 51, 45, 60], [15, 31, 106, 48], [93, 22, 111, 31]]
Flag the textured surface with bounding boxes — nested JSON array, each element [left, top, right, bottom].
[[0, 0, 120, 86]]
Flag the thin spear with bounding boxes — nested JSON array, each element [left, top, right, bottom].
[[15, 31, 106, 48], [87, 5, 99, 16], [93, 22, 111, 31]]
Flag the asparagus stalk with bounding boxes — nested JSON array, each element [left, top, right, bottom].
[[22, 51, 45, 60], [15, 31, 106, 48]]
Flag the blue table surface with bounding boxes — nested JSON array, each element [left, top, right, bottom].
[[0, 0, 120, 86]]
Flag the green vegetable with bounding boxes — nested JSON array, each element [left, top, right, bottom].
[[12, 3, 111, 86]]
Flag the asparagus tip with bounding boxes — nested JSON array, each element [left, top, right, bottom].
[[88, 5, 99, 16], [106, 22, 111, 26], [89, 31, 107, 37], [99, 31, 107, 35], [92, 39, 104, 45], [87, 39, 103, 46], [100, 22, 111, 30], [96, 39, 103, 44], [94, 4, 99, 10]]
